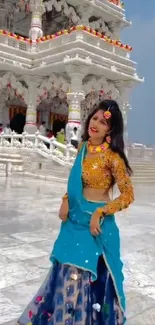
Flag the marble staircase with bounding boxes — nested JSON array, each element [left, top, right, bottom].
[[23, 155, 155, 184], [22, 153, 69, 182], [0, 150, 155, 184], [131, 161, 155, 183], [0, 152, 23, 175]]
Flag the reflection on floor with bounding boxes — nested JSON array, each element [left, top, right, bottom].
[[0, 177, 155, 325]]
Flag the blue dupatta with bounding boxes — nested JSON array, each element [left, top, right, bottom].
[[50, 142, 125, 313]]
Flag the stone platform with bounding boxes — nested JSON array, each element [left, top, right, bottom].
[[0, 176, 155, 324]]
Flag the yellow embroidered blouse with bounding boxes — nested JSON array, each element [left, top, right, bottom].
[[63, 142, 134, 215], [82, 149, 134, 215]]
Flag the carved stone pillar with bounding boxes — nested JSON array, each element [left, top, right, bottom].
[[108, 22, 121, 40], [0, 93, 6, 124], [66, 91, 85, 142], [29, 0, 45, 52], [80, 5, 93, 26], [65, 68, 86, 143], [24, 80, 38, 134]]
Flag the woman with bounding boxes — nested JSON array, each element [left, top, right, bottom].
[[18, 100, 134, 325], [56, 129, 65, 145]]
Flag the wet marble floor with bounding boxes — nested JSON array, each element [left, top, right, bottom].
[[0, 176, 155, 325]]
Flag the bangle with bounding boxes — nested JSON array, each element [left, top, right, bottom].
[[62, 193, 68, 200], [97, 207, 106, 217]]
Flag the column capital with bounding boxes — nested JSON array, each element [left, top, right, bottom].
[[67, 91, 85, 102], [23, 76, 42, 88], [65, 64, 89, 95], [78, 5, 93, 26], [65, 64, 89, 81], [29, 0, 45, 14]]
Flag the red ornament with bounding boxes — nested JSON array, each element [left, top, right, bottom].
[[35, 295, 43, 303], [103, 110, 111, 120], [96, 31, 101, 37], [29, 310, 33, 319], [71, 26, 76, 31]]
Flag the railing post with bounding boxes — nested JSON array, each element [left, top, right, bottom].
[[10, 131, 15, 147], [49, 137, 55, 154], [0, 132, 4, 146], [66, 143, 72, 164], [6, 161, 12, 177], [22, 132, 26, 148], [35, 131, 40, 148], [0, 133, 2, 147]]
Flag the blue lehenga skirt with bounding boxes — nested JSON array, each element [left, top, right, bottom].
[[18, 256, 124, 325]]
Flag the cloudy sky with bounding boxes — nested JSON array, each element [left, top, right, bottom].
[[122, 0, 155, 145]]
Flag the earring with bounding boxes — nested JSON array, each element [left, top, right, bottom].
[[106, 135, 111, 144]]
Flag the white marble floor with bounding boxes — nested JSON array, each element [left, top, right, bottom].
[[0, 176, 155, 324]]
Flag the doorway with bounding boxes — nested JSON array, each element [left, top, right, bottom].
[[10, 113, 26, 134], [53, 120, 66, 137]]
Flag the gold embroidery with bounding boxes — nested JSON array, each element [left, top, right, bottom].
[[82, 149, 134, 214]]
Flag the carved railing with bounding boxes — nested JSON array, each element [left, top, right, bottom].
[[0, 34, 31, 52], [0, 30, 131, 61], [0, 131, 77, 166], [128, 143, 155, 161], [0, 132, 154, 165]]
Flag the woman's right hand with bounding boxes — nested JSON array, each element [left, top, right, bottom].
[[59, 199, 69, 222]]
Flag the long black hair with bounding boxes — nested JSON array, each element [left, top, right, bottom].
[[82, 99, 132, 176]]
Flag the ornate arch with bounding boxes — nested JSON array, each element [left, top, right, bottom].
[[43, 0, 81, 25], [0, 72, 28, 104], [81, 77, 120, 122], [37, 73, 69, 104]]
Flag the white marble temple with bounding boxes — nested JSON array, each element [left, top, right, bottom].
[[0, 177, 155, 324]]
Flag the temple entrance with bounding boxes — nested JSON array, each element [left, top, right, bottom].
[[9, 105, 26, 121], [9, 106, 26, 134], [10, 113, 26, 134], [53, 120, 66, 136], [51, 113, 68, 136]]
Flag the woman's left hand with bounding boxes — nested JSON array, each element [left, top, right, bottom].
[[90, 210, 102, 236]]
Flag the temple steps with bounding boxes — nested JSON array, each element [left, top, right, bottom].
[[131, 161, 155, 183], [23, 159, 155, 184], [0, 152, 24, 175], [23, 157, 70, 179], [0, 151, 155, 184]]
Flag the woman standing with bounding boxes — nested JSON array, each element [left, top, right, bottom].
[[18, 100, 134, 325]]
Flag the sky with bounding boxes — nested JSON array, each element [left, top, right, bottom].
[[122, 0, 155, 145]]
